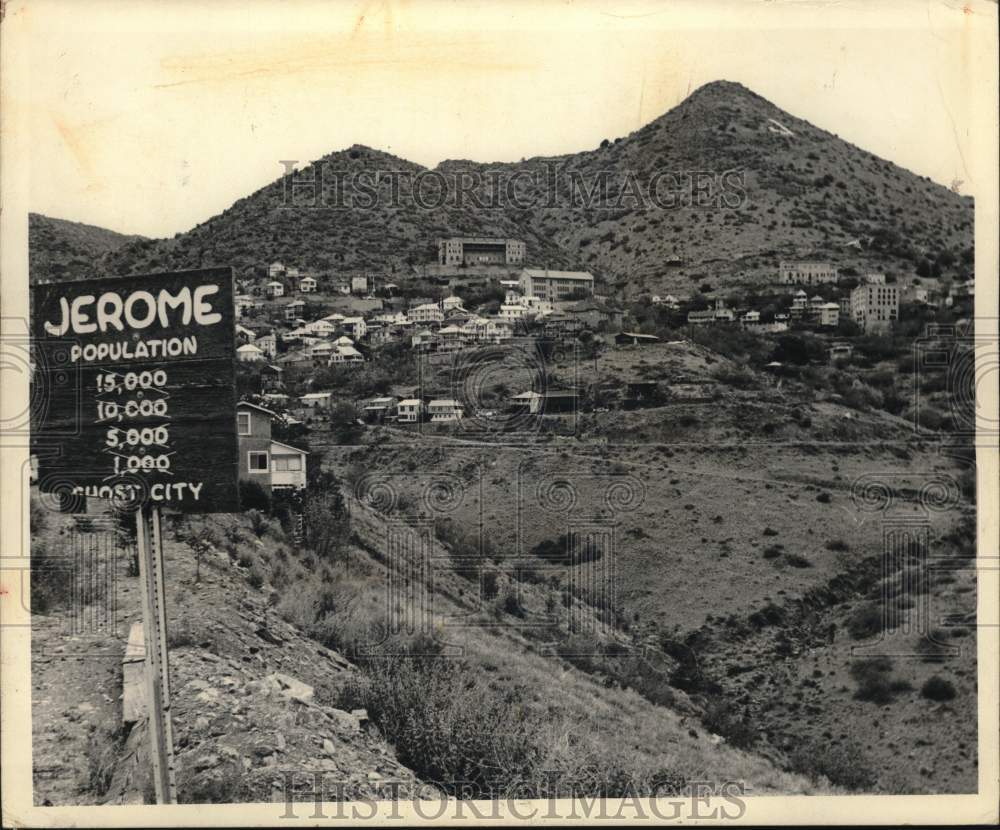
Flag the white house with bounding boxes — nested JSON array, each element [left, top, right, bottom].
[[341, 316, 367, 340], [428, 399, 464, 422], [307, 341, 336, 360], [304, 319, 338, 337], [270, 440, 308, 489], [267, 262, 286, 278], [284, 300, 305, 321], [397, 399, 425, 423], [299, 276, 318, 293], [818, 302, 841, 327], [441, 295, 465, 312], [257, 333, 277, 358], [236, 324, 257, 342], [409, 303, 444, 325], [323, 312, 346, 324], [300, 391, 333, 409], [237, 343, 265, 362], [266, 280, 285, 298], [411, 329, 438, 351], [329, 345, 365, 366]]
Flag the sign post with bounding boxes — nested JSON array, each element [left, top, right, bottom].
[[31, 267, 239, 804]]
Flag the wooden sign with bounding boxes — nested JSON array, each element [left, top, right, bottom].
[[31, 267, 239, 513]]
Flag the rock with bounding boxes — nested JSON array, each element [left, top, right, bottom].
[[265, 673, 314, 704], [256, 627, 284, 646], [275, 733, 286, 751], [322, 738, 335, 755], [194, 754, 219, 771], [351, 709, 369, 726]]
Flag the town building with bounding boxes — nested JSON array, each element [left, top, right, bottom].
[[615, 332, 660, 346], [397, 399, 425, 423], [351, 275, 368, 294], [329, 345, 365, 366], [441, 295, 465, 312], [256, 333, 277, 359], [778, 261, 839, 286], [267, 262, 286, 278], [340, 316, 367, 340], [817, 302, 841, 327], [519, 268, 594, 301], [850, 284, 899, 332], [299, 276, 318, 293], [428, 399, 464, 421], [409, 303, 444, 325], [260, 363, 284, 392], [284, 300, 305, 321], [363, 396, 398, 423], [864, 272, 887, 285], [266, 280, 285, 298], [237, 402, 309, 493], [437, 237, 525, 266], [237, 343, 265, 362]]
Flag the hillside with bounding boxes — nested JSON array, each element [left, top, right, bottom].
[[47, 80, 973, 298], [28, 213, 145, 284]]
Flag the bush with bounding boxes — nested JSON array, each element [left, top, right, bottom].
[[920, 675, 957, 701], [702, 699, 758, 749], [303, 490, 350, 561], [849, 657, 901, 704], [847, 603, 883, 640], [788, 739, 877, 791], [247, 509, 270, 538], [342, 656, 540, 796], [239, 479, 271, 512]]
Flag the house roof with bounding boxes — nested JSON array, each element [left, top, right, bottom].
[[428, 399, 462, 407], [398, 398, 423, 406], [270, 439, 309, 456], [521, 268, 594, 281], [238, 400, 276, 416], [619, 332, 659, 340], [301, 391, 333, 400], [337, 346, 363, 357], [237, 343, 263, 353], [512, 391, 542, 399]]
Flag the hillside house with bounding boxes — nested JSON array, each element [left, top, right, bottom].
[[303, 319, 338, 337], [864, 272, 887, 285], [363, 396, 398, 423], [237, 403, 308, 493], [237, 343, 265, 362], [341, 317, 367, 340], [540, 390, 579, 414], [284, 300, 306, 321], [300, 391, 333, 410], [510, 390, 543, 414], [299, 276, 318, 293], [397, 398, 425, 423], [438, 237, 525, 266], [428, 399, 464, 422], [267, 262, 286, 278], [441, 295, 464, 312], [261, 363, 284, 392], [257, 333, 277, 358], [543, 313, 583, 339], [236, 324, 256, 343], [235, 294, 257, 317], [817, 303, 841, 327], [351, 275, 368, 294], [307, 341, 335, 361], [828, 343, 854, 364], [266, 280, 285, 298], [412, 329, 439, 351], [564, 300, 624, 331], [409, 303, 444, 325], [329, 345, 365, 366]]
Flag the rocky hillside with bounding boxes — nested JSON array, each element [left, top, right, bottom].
[[32, 81, 972, 298], [28, 213, 145, 284]]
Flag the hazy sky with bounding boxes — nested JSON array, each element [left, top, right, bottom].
[[15, 0, 998, 239]]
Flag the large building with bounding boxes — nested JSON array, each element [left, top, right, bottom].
[[438, 237, 526, 266], [519, 268, 594, 302], [778, 261, 839, 286], [850, 284, 899, 332]]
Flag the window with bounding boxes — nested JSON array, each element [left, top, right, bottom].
[[248, 451, 269, 473], [272, 455, 302, 472], [238, 412, 251, 435]]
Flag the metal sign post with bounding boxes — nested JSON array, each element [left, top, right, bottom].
[[136, 504, 177, 804]]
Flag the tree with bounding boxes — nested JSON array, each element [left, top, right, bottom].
[[329, 402, 364, 444]]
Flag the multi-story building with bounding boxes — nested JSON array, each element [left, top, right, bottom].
[[266, 280, 285, 298], [778, 261, 839, 286], [397, 399, 425, 423], [437, 237, 525, 266], [409, 303, 444, 325], [237, 401, 308, 492], [428, 399, 465, 421], [850, 284, 899, 332], [299, 276, 318, 293], [864, 272, 886, 285], [817, 302, 841, 327], [520, 269, 594, 301], [340, 316, 367, 340]]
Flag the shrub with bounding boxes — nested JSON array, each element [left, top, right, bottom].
[[825, 539, 850, 552], [788, 739, 877, 791], [343, 656, 540, 796], [921, 675, 957, 701], [247, 509, 270, 538], [849, 657, 899, 704], [239, 479, 271, 512], [815, 492, 832, 504], [31, 540, 78, 614], [847, 603, 882, 640], [303, 490, 350, 561], [702, 699, 758, 749], [784, 553, 812, 568], [763, 545, 784, 559]]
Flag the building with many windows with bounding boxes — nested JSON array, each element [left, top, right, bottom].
[[519, 268, 594, 301], [850, 284, 899, 332], [778, 261, 839, 286], [437, 237, 525, 266]]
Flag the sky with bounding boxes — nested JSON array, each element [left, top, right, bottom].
[[11, 0, 999, 239]]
